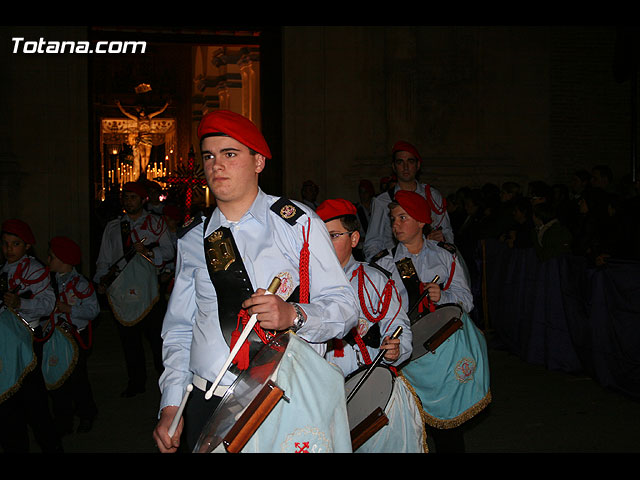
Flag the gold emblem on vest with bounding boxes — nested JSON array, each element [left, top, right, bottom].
[[396, 257, 418, 279], [205, 231, 236, 272]]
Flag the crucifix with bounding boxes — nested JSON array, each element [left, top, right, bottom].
[[159, 147, 208, 221]]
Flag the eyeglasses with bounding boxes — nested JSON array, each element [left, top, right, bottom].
[[329, 230, 355, 240]]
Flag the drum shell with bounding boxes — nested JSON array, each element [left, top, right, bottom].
[[195, 331, 352, 453], [344, 365, 394, 430], [0, 309, 37, 404], [402, 311, 491, 428], [410, 304, 463, 360]]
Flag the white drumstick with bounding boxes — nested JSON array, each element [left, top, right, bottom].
[[167, 383, 193, 438], [204, 277, 281, 400]]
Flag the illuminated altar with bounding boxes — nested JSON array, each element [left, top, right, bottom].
[[99, 116, 177, 198]]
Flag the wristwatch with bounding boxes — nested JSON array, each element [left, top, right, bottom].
[[290, 303, 306, 332]]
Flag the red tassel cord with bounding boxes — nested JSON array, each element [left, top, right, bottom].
[[418, 256, 456, 313], [425, 184, 447, 229], [230, 217, 312, 370], [9, 257, 51, 297], [230, 308, 276, 371], [298, 217, 311, 304], [345, 265, 403, 366]]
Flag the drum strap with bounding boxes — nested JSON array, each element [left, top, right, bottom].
[[120, 220, 134, 262], [395, 256, 423, 314], [202, 199, 310, 370], [202, 222, 263, 356]]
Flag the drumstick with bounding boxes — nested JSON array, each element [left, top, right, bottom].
[[167, 384, 193, 438], [106, 237, 148, 271], [204, 277, 282, 401], [346, 325, 403, 403], [407, 274, 440, 320]]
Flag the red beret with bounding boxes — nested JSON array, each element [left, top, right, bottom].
[[50, 236, 82, 265], [393, 190, 431, 224], [1, 219, 36, 245], [123, 182, 148, 199], [197, 110, 272, 159], [392, 140, 422, 163], [316, 198, 357, 223]]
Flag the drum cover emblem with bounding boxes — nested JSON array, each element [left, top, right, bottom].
[[454, 357, 476, 383], [281, 426, 331, 453]]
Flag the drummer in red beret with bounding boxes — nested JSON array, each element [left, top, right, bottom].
[[1, 220, 61, 452], [363, 140, 453, 261], [197, 110, 271, 218], [154, 111, 360, 453], [49, 236, 82, 267], [1, 218, 36, 256], [47, 236, 100, 435], [317, 198, 422, 452]]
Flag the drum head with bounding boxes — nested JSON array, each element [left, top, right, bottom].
[[344, 365, 394, 430], [193, 331, 290, 453], [411, 304, 462, 360]]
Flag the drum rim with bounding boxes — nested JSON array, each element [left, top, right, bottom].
[[344, 364, 395, 429], [193, 330, 292, 453]]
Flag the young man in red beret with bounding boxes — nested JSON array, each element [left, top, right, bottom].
[[153, 110, 359, 453], [46, 236, 99, 434], [316, 198, 425, 452], [372, 191, 490, 453], [94, 181, 175, 398], [1, 219, 62, 452], [316, 198, 411, 374], [363, 141, 454, 261]]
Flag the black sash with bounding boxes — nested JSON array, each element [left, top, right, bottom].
[[395, 256, 422, 320], [203, 225, 257, 350], [120, 220, 134, 262], [344, 322, 381, 349], [201, 203, 303, 367]]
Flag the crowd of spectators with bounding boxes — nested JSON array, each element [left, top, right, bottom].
[[444, 165, 640, 269]]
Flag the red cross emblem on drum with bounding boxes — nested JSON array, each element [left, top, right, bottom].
[[295, 442, 310, 453]]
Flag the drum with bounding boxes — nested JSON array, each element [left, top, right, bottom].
[[410, 304, 464, 360], [402, 310, 491, 428], [344, 365, 393, 432], [0, 308, 36, 404], [41, 325, 79, 390], [344, 365, 426, 453], [194, 331, 352, 453], [107, 253, 159, 326]]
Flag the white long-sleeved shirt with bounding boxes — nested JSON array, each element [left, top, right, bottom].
[[363, 183, 453, 261], [325, 255, 412, 377], [375, 238, 473, 314], [158, 189, 360, 411], [94, 211, 175, 283], [53, 268, 100, 331], [1, 254, 55, 328]]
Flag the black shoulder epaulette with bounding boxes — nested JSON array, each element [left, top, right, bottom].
[[177, 215, 203, 239], [437, 241, 457, 255], [367, 260, 392, 279], [270, 197, 304, 226], [370, 249, 390, 264]]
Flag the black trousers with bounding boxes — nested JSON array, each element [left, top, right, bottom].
[[0, 328, 63, 453], [115, 298, 165, 391], [426, 424, 466, 453], [183, 387, 223, 453]]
